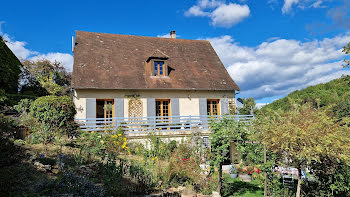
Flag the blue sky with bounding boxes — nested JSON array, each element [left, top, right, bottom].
[[1, 0, 350, 104]]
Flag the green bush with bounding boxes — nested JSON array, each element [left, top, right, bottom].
[[14, 99, 33, 114], [30, 95, 76, 143], [0, 114, 19, 137]]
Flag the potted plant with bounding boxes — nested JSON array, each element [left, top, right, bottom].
[[229, 166, 238, 178], [236, 164, 253, 182]]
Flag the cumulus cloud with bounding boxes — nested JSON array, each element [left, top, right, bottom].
[[1, 32, 73, 71], [185, 0, 250, 28], [205, 34, 350, 99]]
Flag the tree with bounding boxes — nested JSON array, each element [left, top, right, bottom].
[[209, 117, 248, 194], [0, 36, 22, 94], [342, 42, 350, 68], [20, 60, 71, 96], [238, 97, 258, 115], [254, 104, 350, 197]]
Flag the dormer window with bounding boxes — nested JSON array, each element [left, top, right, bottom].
[[146, 49, 169, 77], [154, 61, 164, 76]]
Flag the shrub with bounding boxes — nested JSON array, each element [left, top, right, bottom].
[[30, 95, 76, 143], [13, 99, 33, 114], [167, 142, 201, 186], [37, 171, 105, 197], [0, 114, 19, 137]]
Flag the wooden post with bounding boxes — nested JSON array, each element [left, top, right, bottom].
[[264, 145, 267, 197]]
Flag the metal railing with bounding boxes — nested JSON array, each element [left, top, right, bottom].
[[75, 115, 254, 134]]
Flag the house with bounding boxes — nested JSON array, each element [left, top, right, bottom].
[[72, 30, 242, 135]]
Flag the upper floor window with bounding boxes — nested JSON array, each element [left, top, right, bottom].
[[154, 61, 164, 76]]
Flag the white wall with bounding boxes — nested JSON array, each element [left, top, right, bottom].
[[73, 90, 86, 119], [74, 89, 235, 118]]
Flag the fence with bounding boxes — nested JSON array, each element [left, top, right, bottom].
[[75, 115, 254, 134]]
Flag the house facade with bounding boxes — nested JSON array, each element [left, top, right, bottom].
[[71, 31, 240, 125]]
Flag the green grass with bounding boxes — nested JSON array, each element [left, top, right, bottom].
[[222, 174, 264, 197]]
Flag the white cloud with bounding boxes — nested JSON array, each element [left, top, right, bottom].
[[29, 53, 74, 72], [281, 0, 325, 14], [211, 3, 250, 27], [185, 0, 250, 28], [205, 33, 350, 99], [157, 33, 181, 38], [282, 0, 299, 13], [1, 33, 73, 72]]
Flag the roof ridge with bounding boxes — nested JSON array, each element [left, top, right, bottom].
[[75, 30, 210, 43]]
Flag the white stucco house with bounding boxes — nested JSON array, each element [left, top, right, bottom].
[[71, 30, 241, 133]]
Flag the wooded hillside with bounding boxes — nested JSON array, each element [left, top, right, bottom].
[[262, 76, 350, 112]]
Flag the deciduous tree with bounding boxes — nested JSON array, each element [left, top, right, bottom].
[[254, 104, 350, 197]]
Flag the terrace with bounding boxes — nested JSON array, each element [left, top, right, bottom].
[[75, 114, 254, 135]]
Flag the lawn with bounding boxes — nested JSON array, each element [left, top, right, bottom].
[[222, 174, 264, 197]]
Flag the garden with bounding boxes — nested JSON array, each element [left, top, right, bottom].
[[0, 54, 349, 196]]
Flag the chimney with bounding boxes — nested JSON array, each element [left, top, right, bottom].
[[170, 30, 176, 39]]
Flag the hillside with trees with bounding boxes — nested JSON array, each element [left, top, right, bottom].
[[262, 76, 350, 113]]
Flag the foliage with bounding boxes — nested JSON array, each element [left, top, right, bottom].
[[0, 89, 7, 106], [254, 104, 350, 197], [99, 158, 157, 196], [20, 60, 71, 96], [13, 98, 33, 114], [37, 171, 105, 197], [342, 42, 350, 68], [210, 117, 248, 168], [222, 175, 264, 197], [167, 142, 201, 186], [263, 76, 350, 112], [209, 117, 248, 193], [76, 128, 129, 163], [0, 113, 19, 137], [332, 94, 350, 123], [18, 112, 41, 144], [0, 36, 21, 94], [143, 133, 175, 160], [30, 95, 77, 143], [238, 97, 258, 115], [303, 157, 350, 196]]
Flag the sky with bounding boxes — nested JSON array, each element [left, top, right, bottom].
[[1, 0, 350, 105]]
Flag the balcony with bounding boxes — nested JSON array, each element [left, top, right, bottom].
[[75, 115, 254, 136]]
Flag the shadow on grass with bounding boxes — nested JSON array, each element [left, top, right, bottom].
[[222, 176, 263, 197], [0, 137, 52, 196]]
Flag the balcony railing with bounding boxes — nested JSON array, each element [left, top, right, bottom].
[[75, 115, 254, 134]]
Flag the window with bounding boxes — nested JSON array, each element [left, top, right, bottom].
[[156, 99, 170, 118], [207, 99, 220, 116], [96, 99, 114, 124], [154, 61, 164, 76]]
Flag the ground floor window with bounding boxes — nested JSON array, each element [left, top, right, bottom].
[[156, 99, 170, 118], [96, 99, 114, 120], [207, 99, 220, 116]]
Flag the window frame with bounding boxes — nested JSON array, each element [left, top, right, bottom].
[[155, 99, 171, 118], [154, 61, 164, 76], [207, 99, 220, 116], [150, 59, 168, 77], [96, 99, 115, 120]]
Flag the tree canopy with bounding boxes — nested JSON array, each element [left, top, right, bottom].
[[254, 104, 350, 197], [0, 36, 22, 93]]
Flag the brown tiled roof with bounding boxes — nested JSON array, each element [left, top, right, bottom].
[[72, 31, 239, 91]]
